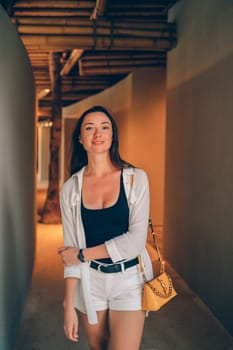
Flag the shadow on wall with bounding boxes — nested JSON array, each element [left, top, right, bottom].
[[0, 5, 36, 350]]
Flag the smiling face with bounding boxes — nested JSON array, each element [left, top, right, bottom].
[[79, 111, 113, 155]]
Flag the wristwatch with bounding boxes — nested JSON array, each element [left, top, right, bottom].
[[77, 248, 85, 263]]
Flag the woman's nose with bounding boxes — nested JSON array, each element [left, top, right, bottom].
[[94, 128, 101, 137]]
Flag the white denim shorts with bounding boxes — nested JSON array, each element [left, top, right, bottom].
[[76, 263, 144, 313]]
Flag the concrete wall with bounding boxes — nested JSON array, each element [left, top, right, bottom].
[[165, 0, 233, 335], [62, 69, 166, 226], [0, 6, 36, 349]]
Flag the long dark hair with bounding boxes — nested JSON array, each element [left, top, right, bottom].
[[70, 105, 133, 175]]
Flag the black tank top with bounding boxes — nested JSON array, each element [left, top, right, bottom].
[[81, 172, 129, 263]]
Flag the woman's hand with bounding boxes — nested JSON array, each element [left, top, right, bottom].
[[58, 247, 79, 266], [63, 305, 79, 342], [58, 244, 110, 265]]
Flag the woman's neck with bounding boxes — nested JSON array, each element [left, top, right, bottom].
[[85, 154, 118, 177]]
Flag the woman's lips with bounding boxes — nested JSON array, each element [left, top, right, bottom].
[[92, 141, 104, 145]]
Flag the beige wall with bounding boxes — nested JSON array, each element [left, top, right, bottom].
[[0, 5, 36, 350], [62, 69, 166, 226], [165, 0, 233, 335], [129, 70, 166, 225]]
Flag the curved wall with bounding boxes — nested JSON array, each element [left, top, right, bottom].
[[0, 6, 36, 349]]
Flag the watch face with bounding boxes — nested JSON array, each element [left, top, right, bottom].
[[78, 249, 85, 262]]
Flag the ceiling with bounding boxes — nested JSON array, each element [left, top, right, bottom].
[[1, 0, 178, 119]]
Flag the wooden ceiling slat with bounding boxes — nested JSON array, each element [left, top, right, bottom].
[[13, 1, 95, 9], [14, 17, 172, 29], [81, 53, 166, 60], [61, 76, 126, 82], [80, 62, 166, 76], [21, 35, 176, 51], [35, 81, 125, 89], [107, 0, 174, 6], [80, 65, 166, 75], [14, 9, 92, 17], [13, 0, 172, 11], [44, 91, 106, 100], [15, 20, 176, 30], [60, 85, 111, 93], [17, 24, 175, 39], [108, 3, 166, 9], [80, 58, 166, 67]]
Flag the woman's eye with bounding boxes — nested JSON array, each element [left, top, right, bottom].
[[103, 126, 110, 130], [85, 126, 93, 131]]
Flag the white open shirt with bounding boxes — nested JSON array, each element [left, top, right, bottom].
[[60, 166, 153, 324]]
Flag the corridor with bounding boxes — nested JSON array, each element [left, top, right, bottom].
[[1, 1, 233, 349], [12, 194, 233, 350]]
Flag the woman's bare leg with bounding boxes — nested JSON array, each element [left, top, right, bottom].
[[80, 310, 109, 350], [108, 310, 146, 350]]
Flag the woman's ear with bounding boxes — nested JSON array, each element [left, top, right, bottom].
[[79, 136, 83, 144]]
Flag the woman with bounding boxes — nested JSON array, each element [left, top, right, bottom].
[[58, 105, 153, 350]]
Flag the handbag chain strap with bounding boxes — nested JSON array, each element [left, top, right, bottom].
[[138, 217, 165, 283], [147, 274, 173, 298], [148, 218, 165, 273], [129, 174, 165, 278]]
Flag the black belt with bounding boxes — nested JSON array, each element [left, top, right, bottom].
[[90, 257, 139, 273]]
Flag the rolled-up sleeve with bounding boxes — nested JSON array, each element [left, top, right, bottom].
[[105, 169, 150, 262], [60, 183, 81, 279]]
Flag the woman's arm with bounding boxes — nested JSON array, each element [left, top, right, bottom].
[[59, 182, 82, 341], [63, 278, 79, 342], [59, 181, 82, 278]]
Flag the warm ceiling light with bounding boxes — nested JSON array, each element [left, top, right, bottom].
[[37, 120, 53, 128]]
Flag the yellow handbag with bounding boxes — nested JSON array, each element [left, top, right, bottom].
[[140, 219, 177, 311]]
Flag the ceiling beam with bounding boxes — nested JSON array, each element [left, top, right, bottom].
[[60, 49, 84, 76], [90, 0, 107, 20]]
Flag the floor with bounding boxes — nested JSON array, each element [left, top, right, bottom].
[[12, 192, 233, 350]]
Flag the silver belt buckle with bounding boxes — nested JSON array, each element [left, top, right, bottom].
[[97, 263, 103, 272], [120, 262, 125, 273]]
